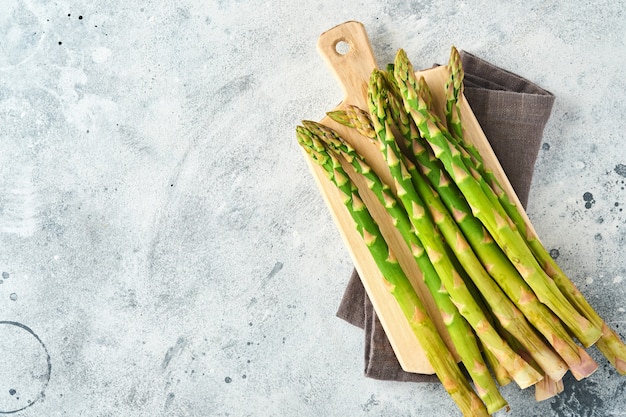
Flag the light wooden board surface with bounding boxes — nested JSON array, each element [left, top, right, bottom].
[[305, 20, 538, 374]]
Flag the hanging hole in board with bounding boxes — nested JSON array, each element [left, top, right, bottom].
[[335, 40, 350, 56]]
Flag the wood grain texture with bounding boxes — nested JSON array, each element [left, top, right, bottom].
[[305, 21, 537, 374]]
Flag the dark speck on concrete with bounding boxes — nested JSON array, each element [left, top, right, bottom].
[[615, 163, 626, 177], [164, 392, 175, 410], [361, 394, 380, 412], [549, 249, 560, 259], [9, 389, 16, 395], [161, 337, 187, 369], [542, 143, 550, 151], [216, 74, 254, 108], [583, 192, 595, 209], [2, 271, 8, 279], [266, 262, 283, 279], [595, 233, 602, 241], [261, 262, 283, 289], [224, 376, 232, 383]]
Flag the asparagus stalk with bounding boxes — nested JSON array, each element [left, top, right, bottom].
[[562, 285, 626, 375], [370, 72, 572, 382], [443, 50, 626, 374], [393, 48, 602, 348], [472, 281, 564, 402], [307, 119, 508, 413], [366, 71, 543, 389], [405, 157, 570, 381], [480, 338, 512, 387], [296, 125, 490, 417], [535, 376, 564, 402], [483, 158, 626, 374], [331, 100, 598, 381], [400, 80, 598, 379], [499, 184, 626, 373], [444, 46, 465, 145], [443, 48, 488, 178]]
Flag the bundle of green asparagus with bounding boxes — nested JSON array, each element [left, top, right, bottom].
[[296, 47, 626, 416]]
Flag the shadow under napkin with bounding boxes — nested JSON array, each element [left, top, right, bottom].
[[336, 50, 555, 382]]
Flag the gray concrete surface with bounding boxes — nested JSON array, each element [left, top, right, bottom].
[[1, 0, 625, 416]]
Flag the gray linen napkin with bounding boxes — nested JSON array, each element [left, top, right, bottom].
[[336, 50, 556, 382]]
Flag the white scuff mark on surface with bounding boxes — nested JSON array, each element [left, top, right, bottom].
[[0, 163, 39, 237], [91, 47, 112, 64]]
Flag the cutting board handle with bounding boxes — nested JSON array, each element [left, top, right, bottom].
[[317, 21, 378, 110]]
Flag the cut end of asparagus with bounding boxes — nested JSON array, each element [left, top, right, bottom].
[[534, 376, 564, 402], [516, 375, 545, 391], [616, 357, 626, 375], [576, 316, 603, 348], [569, 345, 599, 381], [596, 324, 626, 375], [475, 384, 509, 414]]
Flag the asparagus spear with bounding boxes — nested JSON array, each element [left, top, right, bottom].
[[330, 103, 565, 384], [399, 84, 598, 379], [370, 72, 573, 382], [393, 48, 602, 348], [444, 46, 465, 145], [296, 125, 490, 417], [307, 119, 508, 413], [481, 338, 512, 387], [442, 50, 626, 374], [366, 71, 543, 389], [555, 277, 626, 375], [405, 157, 571, 381], [443, 47, 490, 179], [331, 101, 598, 381]]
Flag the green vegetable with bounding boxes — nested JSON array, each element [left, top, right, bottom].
[[307, 119, 507, 413], [330, 95, 597, 381], [296, 124, 490, 417], [299, 42, 626, 416], [366, 71, 543, 389], [392, 48, 602, 348], [443, 47, 626, 375]]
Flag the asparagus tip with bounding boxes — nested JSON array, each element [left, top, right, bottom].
[[326, 110, 354, 128]]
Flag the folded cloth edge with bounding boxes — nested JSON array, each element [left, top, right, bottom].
[[460, 50, 554, 96]]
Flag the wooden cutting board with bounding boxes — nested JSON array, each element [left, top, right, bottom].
[[304, 21, 539, 374]]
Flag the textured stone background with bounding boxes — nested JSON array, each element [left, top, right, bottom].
[[1, 0, 625, 416]]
